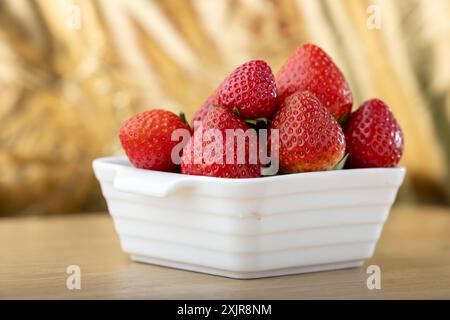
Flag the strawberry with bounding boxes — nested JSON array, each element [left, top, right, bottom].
[[269, 91, 346, 172], [276, 43, 353, 123], [191, 89, 217, 126], [181, 105, 261, 178], [215, 60, 278, 119], [344, 99, 404, 168], [119, 109, 190, 172]]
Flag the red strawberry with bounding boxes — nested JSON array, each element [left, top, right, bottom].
[[269, 91, 346, 172], [181, 105, 261, 178], [191, 89, 217, 126], [119, 109, 190, 172], [276, 43, 353, 123], [215, 60, 278, 119], [344, 99, 404, 168]]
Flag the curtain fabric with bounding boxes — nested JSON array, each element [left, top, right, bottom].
[[0, 0, 448, 215]]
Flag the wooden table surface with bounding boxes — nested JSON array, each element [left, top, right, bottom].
[[1, 205, 449, 299]]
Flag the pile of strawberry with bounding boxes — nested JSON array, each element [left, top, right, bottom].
[[120, 44, 404, 178]]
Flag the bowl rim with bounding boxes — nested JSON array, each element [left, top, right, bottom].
[[93, 156, 406, 185]]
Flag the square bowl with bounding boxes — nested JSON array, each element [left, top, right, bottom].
[[93, 156, 405, 279]]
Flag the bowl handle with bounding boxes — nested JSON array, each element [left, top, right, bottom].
[[113, 166, 190, 197]]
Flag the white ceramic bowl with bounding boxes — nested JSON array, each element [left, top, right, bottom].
[[93, 156, 405, 279]]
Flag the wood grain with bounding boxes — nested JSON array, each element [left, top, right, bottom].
[[1, 205, 449, 299]]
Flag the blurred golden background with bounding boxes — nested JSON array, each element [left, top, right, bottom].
[[0, 0, 448, 216]]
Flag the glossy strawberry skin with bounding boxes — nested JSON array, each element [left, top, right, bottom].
[[269, 91, 346, 173], [191, 89, 218, 126], [215, 60, 278, 119], [344, 99, 404, 168], [119, 109, 190, 172], [181, 105, 261, 178], [276, 43, 353, 123]]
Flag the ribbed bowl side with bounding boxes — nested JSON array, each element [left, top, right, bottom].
[[93, 157, 405, 275], [100, 183, 395, 272], [118, 232, 376, 272]]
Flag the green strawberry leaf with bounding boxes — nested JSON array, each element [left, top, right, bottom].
[[337, 112, 350, 126], [232, 107, 241, 117], [179, 112, 192, 131], [333, 153, 348, 170], [179, 112, 188, 125], [244, 117, 269, 126]]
